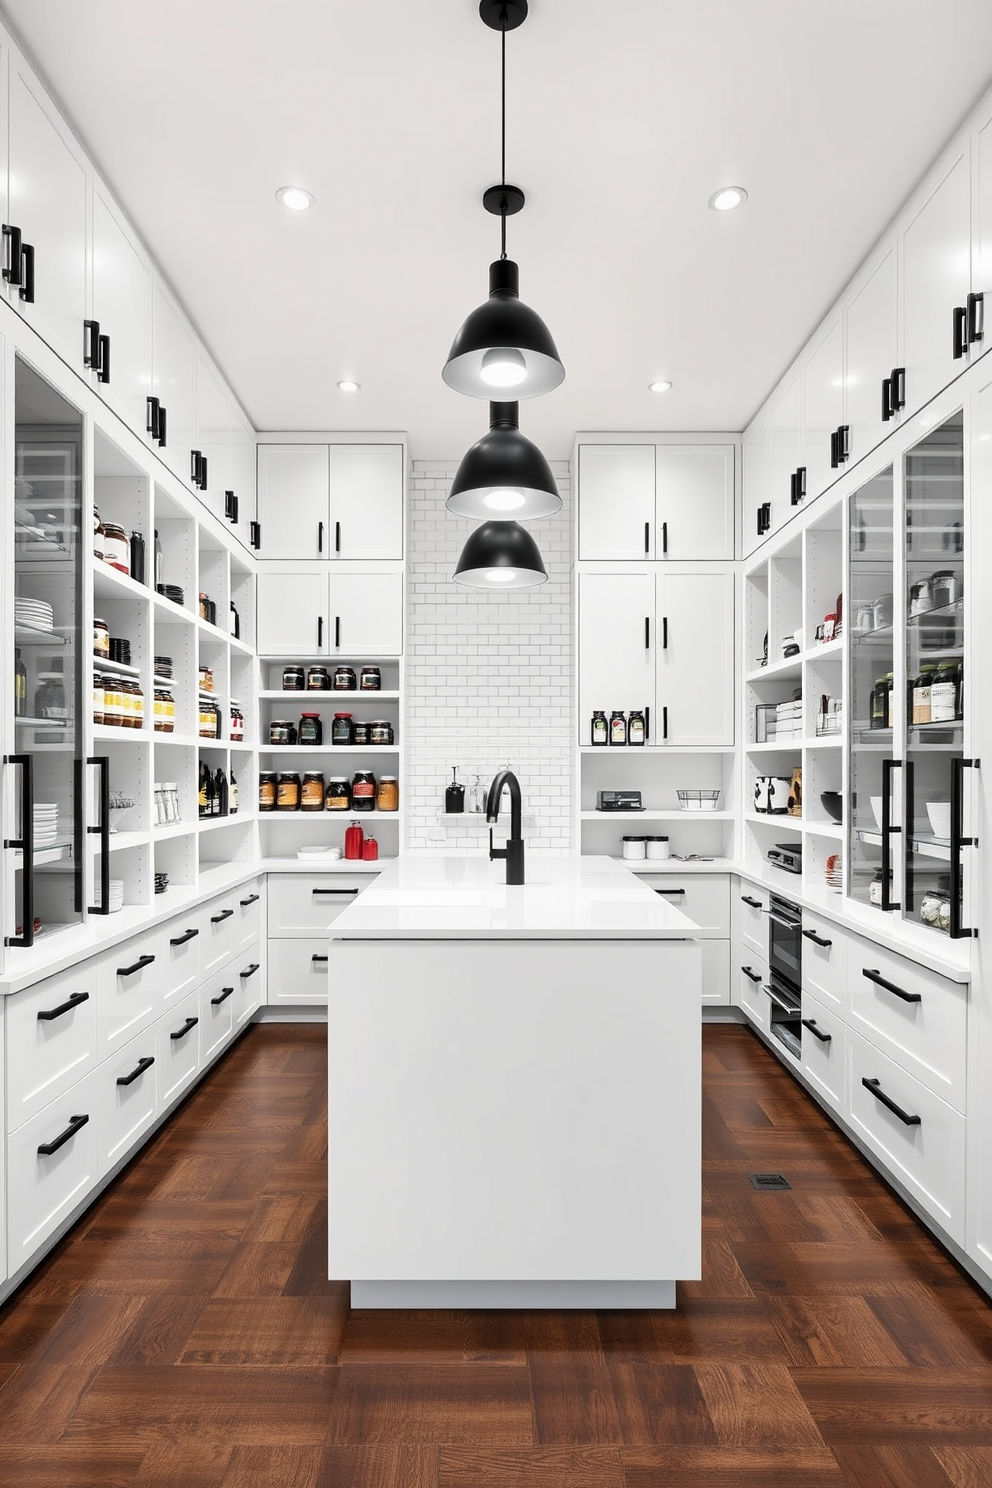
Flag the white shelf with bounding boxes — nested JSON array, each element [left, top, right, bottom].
[[745, 637, 843, 684], [107, 829, 150, 850], [806, 734, 843, 747], [746, 740, 803, 753], [153, 822, 197, 840], [580, 810, 734, 822], [260, 856, 388, 874], [257, 744, 399, 755], [577, 744, 735, 755], [199, 813, 253, 831], [613, 856, 739, 874], [94, 655, 140, 677], [152, 592, 195, 622], [259, 689, 400, 702], [744, 813, 803, 830], [804, 821, 844, 839], [92, 562, 150, 602]]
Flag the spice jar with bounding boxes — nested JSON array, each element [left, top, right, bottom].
[[331, 712, 353, 746], [351, 770, 376, 811], [230, 704, 244, 742], [103, 674, 125, 727], [94, 617, 110, 659], [352, 720, 370, 746], [376, 776, 399, 812], [307, 665, 330, 691], [609, 710, 627, 746], [333, 665, 357, 691], [269, 719, 297, 746], [258, 772, 277, 812], [198, 665, 214, 692], [282, 665, 305, 691], [299, 712, 322, 745], [360, 666, 381, 691], [325, 777, 351, 811], [361, 835, 379, 861], [102, 522, 130, 574], [591, 710, 608, 746], [199, 699, 221, 739], [93, 671, 105, 726], [301, 771, 325, 811], [277, 772, 301, 811], [369, 720, 394, 746], [628, 710, 646, 746]]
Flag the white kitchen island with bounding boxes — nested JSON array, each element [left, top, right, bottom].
[[326, 853, 702, 1309]]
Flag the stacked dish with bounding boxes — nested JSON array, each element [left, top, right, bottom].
[[93, 878, 125, 913], [33, 802, 59, 846], [157, 584, 184, 607], [15, 596, 54, 632], [824, 852, 842, 892], [154, 871, 169, 895]]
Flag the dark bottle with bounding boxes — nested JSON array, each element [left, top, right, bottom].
[[14, 647, 26, 717], [591, 710, 608, 746], [130, 530, 146, 584], [445, 766, 465, 814], [609, 710, 627, 746], [870, 677, 887, 730], [229, 769, 238, 815], [628, 709, 646, 745], [214, 767, 228, 817], [198, 762, 210, 818]]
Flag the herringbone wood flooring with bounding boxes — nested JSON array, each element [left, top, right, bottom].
[[1, 1023, 991, 1487]]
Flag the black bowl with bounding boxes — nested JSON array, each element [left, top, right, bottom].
[[820, 791, 843, 823]]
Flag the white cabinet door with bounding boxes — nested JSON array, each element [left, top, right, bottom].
[[901, 147, 972, 416], [655, 446, 734, 560], [193, 352, 230, 525], [577, 444, 656, 559], [657, 569, 735, 746], [330, 444, 404, 559], [767, 376, 802, 530], [256, 568, 329, 654], [151, 283, 197, 484], [256, 444, 329, 559], [577, 570, 656, 734], [972, 111, 992, 366], [845, 246, 899, 465], [7, 58, 88, 373], [742, 414, 769, 557], [802, 317, 845, 501], [90, 185, 153, 436], [228, 408, 256, 552], [330, 568, 403, 655], [267, 937, 329, 1005]]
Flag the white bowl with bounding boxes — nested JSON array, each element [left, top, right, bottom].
[[926, 802, 951, 840], [870, 796, 883, 830]]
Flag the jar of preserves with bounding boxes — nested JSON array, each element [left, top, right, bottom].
[[352, 720, 370, 746], [103, 675, 124, 727], [591, 710, 608, 746], [609, 710, 627, 746], [198, 665, 214, 693], [230, 704, 244, 742], [277, 772, 301, 811], [258, 772, 277, 812], [118, 679, 133, 728], [131, 681, 145, 730], [199, 699, 221, 739], [93, 671, 105, 726], [332, 712, 353, 745], [282, 665, 305, 691], [628, 709, 646, 746], [153, 688, 168, 731], [332, 665, 357, 691], [930, 662, 958, 723], [307, 665, 330, 691], [299, 711, 322, 745], [325, 777, 351, 811], [351, 770, 376, 811], [94, 617, 110, 659], [102, 521, 130, 574], [360, 666, 381, 691], [376, 776, 399, 812], [199, 591, 210, 621], [269, 719, 297, 746], [369, 720, 394, 746], [301, 772, 325, 811]]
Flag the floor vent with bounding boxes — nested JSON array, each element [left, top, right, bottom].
[[748, 1172, 791, 1191]]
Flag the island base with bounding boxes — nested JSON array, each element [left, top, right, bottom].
[[351, 1280, 676, 1309]]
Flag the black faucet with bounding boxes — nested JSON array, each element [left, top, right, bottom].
[[486, 769, 524, 885]]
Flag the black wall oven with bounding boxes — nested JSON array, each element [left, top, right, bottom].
[[765, 893, 802, 1057]]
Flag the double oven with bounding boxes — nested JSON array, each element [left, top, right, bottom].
[[765, 893, 803, 1057]]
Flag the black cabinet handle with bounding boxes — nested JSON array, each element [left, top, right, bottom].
[[118, 953, 155, 977], [741, 894, 763, 909], [117, 1055, 155, 1087], [2, 222, 22, 286], [644, 520, 650, 555], [240, 893, 260, 906], [38, 1113, 89, 1156], [170, 928, 198, 946], [19, 241, 34, 303], [802, 928, 832, 948], [880, 757, 902, 912], [98, 333, 110, 384], [335, 520, 341, 554], [862, 967, 921, 1003], [311, 954, 329, 964], [210, 909, 234, 923], [661, 520, 668, 555], [662, 616, 668, 650], [37, 990, 90, 1022], [157, 405, 167, 447], [653, 887, 685, 896], [644, 616, 650, 650], [240, 963, 260, 979], [225, 490, 236, 522], [757, 501, 770, 536], [862, 1076, 921, 1126], [317, 615, 324, 649], [191, 449, 201, 485], [830, 429, 839, 468], [891, 366, 905, 410], [250, 520, 261, 550], [882, 376, 893, 422], [87, 755, 111, 916], [200, 454, 207, 489], [335, 616, 341, 649], [84, 318, 100, 368], [644, 705, 650, 741], [211, 986, 235, 1006], [170, 1016, 198, 1041], [801, 1018, 832, 1043], [953, 303, 967, 359], [312, 887, 360, 896], [662, 705, 668, 740], [968, 291, 984, 345], [839, 424, 850, 462], [790, 472, 798, 505], [741, 965, 762, 983], [318, 520, 324, 554], [949, 756, 979, 940], [146, 395, 160, 439]]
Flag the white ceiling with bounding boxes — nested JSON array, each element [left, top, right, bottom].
[[6, 0, 992, 461]]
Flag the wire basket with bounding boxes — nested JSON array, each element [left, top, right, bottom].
[[677, 789, 721, 812]]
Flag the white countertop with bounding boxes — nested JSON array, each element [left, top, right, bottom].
[[328, 852, 703, 940]]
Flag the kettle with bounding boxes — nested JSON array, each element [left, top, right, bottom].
[[344, 823, 364, 860]]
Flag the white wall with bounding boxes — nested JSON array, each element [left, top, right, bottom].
[[404, 460, 573, 853]]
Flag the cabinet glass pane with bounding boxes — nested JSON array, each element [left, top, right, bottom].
[[903, 414, 964, 936], [848, 466, 894, 910], [9, 358, 84, 946]]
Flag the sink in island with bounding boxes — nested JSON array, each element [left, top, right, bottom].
[[326, 853, 702, 1309]]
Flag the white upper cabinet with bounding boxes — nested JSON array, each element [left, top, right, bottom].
[[577, 442, 733, 560], [577, 570, 656, 728], [742, 413, 770, 557], [6, 55, 88, 374], [256, 565, 403, 657], [151, 283, 196, 484], [900, 146, 972, 416], [971, 109, 992, 362], [227, 407, 256, 553], [193, 351, 231, 526], [331, 568, 403, 654], [256, 443, 404, 561], [845, 245, 899, 463], [90, 185, 152, 436], [256, 445, 329, 559], [256, 568, 328, 654], [768, 374, 802, 531], [802, 316, 845, 501]]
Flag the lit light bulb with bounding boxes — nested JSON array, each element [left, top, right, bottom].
[[708, 185, 748, 212], [276, 185, 315, 211], [483, 489, 526, 511], [486, 569, 516, 583], [480, 347, 527, 388]]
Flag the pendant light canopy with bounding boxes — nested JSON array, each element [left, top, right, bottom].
[[446, 402, 561, 520], [452, 520, 548, 589]]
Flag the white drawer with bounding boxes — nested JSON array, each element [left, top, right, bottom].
[[801, 915, 847, 1011], [701, 940, 731, 1005], [199, 966, 237, 1063], [267, 873, 373, 935], [233, 881, 264, 953], [639, 874, 730, 936], [847, 941, 967, 1111], [156, 989, 202, 1109], [158, 919, 201, 1008], [737, 882, 769, 959], [97, 1027, 158, 1177], [198, 894, 238, 975], [7, 1069, 100, 1274], [6, 962, 99, 1130], [800, 991, 846, 1112], [848, 1028, 965, 1244], [267, 937, 329, 1004], [737, 954, 769, 1030], [232, 942, 264, 1029], [97, 929, 165, 1056]]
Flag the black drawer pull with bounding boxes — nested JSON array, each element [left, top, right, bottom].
[[740, 895, 763, 909], [118, 953, 155, 977], [37, 1112, 89, 1156], [862, 1076, 921, 1126], [862, 967, 921, 1004], [312, 887, 360, 896], [802, 928, 833, 948], [801, 1018, 831, 1044], [210, 909, 234, 923], [37, 990, 90, 1022], [19, 241, 34, 303], [170, 928, 199, 946], [170, 1017, 199, 1041], [240, 894, 260, 906], [653, 887, 685, 895], [311, 954, 329, 963], [117, 1055, 155, 1087], [240, 963, 260, 979], [741, 965, 762, 983], [211, 986, 235, 1006], [3, 222, 22, 285]]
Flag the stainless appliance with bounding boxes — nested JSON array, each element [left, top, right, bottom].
[[765, 893, 802, 1058], [766, 841, 802, 874]]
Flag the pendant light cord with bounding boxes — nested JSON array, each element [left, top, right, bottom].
[[500, 16, 507, 258]]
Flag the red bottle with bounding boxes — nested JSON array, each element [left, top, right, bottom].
[[361, 834, 378, 861], [344, 823, 364, 860]]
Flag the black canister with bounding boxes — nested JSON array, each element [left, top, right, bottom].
[[351, 771, 376, 811], [360, 666, 381, 691], [352, 720, 370, 746], [333, 665, 357, 691]]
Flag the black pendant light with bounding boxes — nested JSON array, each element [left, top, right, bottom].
[[452, 520, 548, 590], [446, 402, 561, 520], [441, 0, 564, 400]]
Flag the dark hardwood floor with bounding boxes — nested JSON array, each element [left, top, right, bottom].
[[1, 1023, 991, 1487]]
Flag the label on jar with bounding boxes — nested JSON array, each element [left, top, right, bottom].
[[103, 532, 130, 572], [930, 682, 956, 723], [301, 778, 324, 809], [277, 778, 300, 809], [352, 779, 375, 801], [610, 716, 626, 744], [912, 683, 931, 725]]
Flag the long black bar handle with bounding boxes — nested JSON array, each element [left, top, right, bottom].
[[116, 1056, 155, 1087], [892, 366, 906, 410], [653, 887, 685, 896], [953, 303, 968, 360], [317, 520, 324, 554], [210, 908, 235, 923], [862, 966, 922, 1003], [661, 520, 668, 555], [211, 986, 235, 1006], [335, 616, 341, 649], [312, 887, 360, 896], [741, 965, 762, 983], [250, 520, 261, 550], [802, 928, 833, 948], [240, 963, 260, 979], [37, 990, 90, 1022], [98, 333, 110, 384], [146, 395, 160, 439], [19, 241, 34, 303], [2, 222, 22, 286], [3, 753, 34, 947], [839, 425, 850, 462], [644, 520, 650, 555], [802, 1018, 832, 1044], [170, 928, 199, 946], [741, 894, 763, 908], [950, 756, 979, 940], [968, 291, 984, 345], [798, 466, 806, 500], [830, 429, 839, 469], [118, 953, 155, 977], [644, 616, 650, 650], [311, 954, 329, 963], [37, 1113, 89, 1156], [191, 450, 201, 486], [882, 376, 893, 422], [335, 520, 341, 554], [84, 319, 100, 368], [85, 755, 111, 916], [240, 893, 260, 906], [317, 615, 323, 650], [225, 490, 236, 522], [170, 1017, 199, 1041], [662, 616, 668, 650], [663, 705, 668, 740], [644, 705, 650, 741], [862, 1076, 921, 1126], [157, 404, 167, 447], [790, 472, 799, 505], [880, 757, 902, 912]]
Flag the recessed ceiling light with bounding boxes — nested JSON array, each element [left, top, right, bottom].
[[648, 380, 673, 394], [708, 185, 748, 212], [336, 379, 361, 393], [276, 185, 315, 212]]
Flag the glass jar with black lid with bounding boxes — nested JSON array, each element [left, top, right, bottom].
[[331, 712, 353, 745], [299, 712, 322, 745], [307, 664, 330, 691], [360, 666, 381, 691], [352, 720, 370, 746], [351, 770, 376, 811], [277, 772, 301, 811], [269, 718, 297, 746], [325, 776, 351, 810], [282, 665, 305, 691], [301, 772, 325, 811], [333, 665, 357, 691]]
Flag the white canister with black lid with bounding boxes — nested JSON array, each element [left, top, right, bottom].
[[645, 835, 670, 860], [621, 836, 646, 861]]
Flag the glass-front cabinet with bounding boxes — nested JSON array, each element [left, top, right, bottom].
[[847, 413, 974, 939]]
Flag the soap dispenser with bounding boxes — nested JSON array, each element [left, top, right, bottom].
[[445, 766, 465, 814]]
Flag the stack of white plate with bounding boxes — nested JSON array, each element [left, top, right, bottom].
[[824, 852, 843, 892], [33, 803, 59, 846], [15, 596, 54, 631], [93, 878, 125, 913]]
